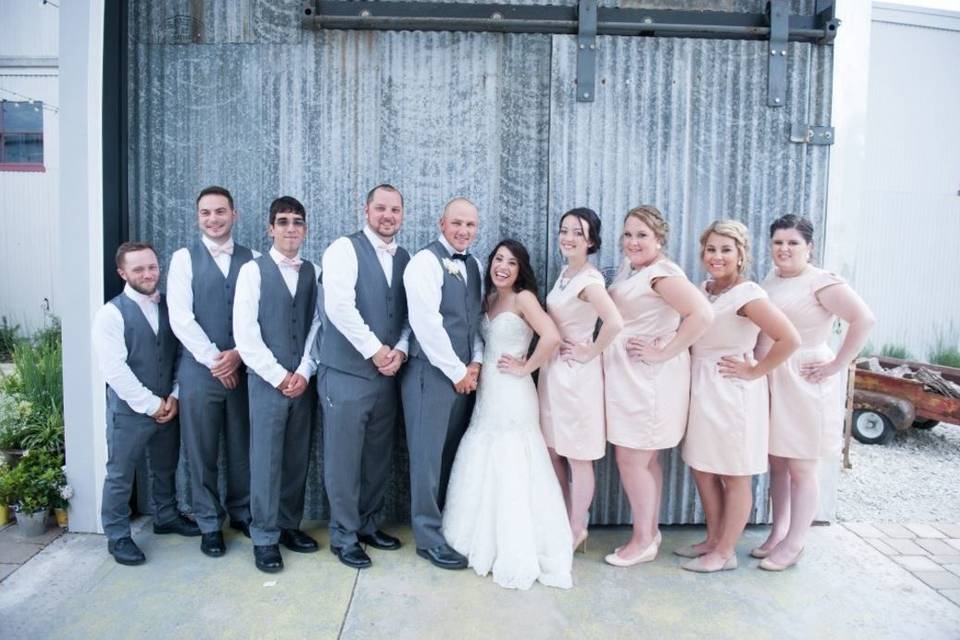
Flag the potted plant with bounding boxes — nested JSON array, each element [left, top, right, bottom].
[[0, 460, 11, 526], [53, 464, 72, 528], [7, 449, 60, 537], [0, 393, 30, 465]]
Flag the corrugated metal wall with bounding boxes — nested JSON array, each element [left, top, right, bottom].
[[857, 17, 960, 362], [127, 0, 834, 524]]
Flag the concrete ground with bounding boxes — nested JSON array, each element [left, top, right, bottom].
[[1, 521, 959, 639]]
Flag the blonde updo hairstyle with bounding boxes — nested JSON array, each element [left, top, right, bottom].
[[624, 205, 669, 247], [699, 219, 751, 275]]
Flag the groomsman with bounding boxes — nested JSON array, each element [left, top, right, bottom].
[[93, 242, 201, 566], [233, 196, 322, 573], [167, 186, 256, 557], [401, 197, 483, 570], [314, 184, 409, 569]]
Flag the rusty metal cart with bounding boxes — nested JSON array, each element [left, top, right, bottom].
[[851, 357, 960, 444]]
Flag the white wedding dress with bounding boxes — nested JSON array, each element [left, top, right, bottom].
[[442, 312, 573, 590]]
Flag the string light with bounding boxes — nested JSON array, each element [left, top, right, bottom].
[[0, 89, 59, 113]]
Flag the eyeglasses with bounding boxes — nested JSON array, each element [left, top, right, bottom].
[[274, 218, 305, 227]]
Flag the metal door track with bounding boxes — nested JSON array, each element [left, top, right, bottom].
[[303, 0, 838, 105]]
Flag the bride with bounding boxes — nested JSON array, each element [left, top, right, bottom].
[[442, 239, 573, 590]]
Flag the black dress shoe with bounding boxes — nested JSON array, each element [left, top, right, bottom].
[[254, 545, 283, 573], [416, 544, 468, 570], [108, 536, 145, 566], [279, 528, 319, 553], [330, 543, 372, 569], [229, 520, 251, 539], [201, 531, 226, 557], [153, 514, 201, 537], [358, 530, 402, 550]]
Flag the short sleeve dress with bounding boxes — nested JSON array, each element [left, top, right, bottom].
[[538, 267, 607, 461], [682, 281, 770, 476], [603, 259, 691, 450], [757, 266, 847, 460]]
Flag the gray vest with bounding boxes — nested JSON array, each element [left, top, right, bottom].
[[408, 240, 482, 365], [185, 242, 254, 360], [253, 255, 318, 374], [106, 293, 178, 415], [315, 231, 410, 380]]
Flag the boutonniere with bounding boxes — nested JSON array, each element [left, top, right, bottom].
[[441, 258, 463, 279]]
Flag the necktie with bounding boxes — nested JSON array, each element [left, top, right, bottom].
[[376, 242, 398, 257], [281, 256, 302, 272], [450, 253, 468, 262], [209, 241, 234, 258]]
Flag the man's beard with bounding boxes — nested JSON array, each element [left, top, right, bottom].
[[129, 280, 157, 296]]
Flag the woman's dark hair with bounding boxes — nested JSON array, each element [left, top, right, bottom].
[[559, 207, 602, 254], [769, 214, 814, 244], [483, 239, 539, 310]]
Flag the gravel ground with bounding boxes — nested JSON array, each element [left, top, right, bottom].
[[837, 422, 960, 522]]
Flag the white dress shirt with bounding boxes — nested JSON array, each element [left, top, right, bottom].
[[322, 225, 412, 359], [93, 284, 179, 417], [233, 247, 322, 388], [167, 235, 261, 368], [403, 235, 484, 384]]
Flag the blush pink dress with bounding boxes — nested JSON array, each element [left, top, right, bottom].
[[538, 267, 607, 461], [682, 281, 769, 476], [757, 266, 847, 460], [603, 259, 691, 450]]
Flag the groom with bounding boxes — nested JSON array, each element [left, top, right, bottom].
[[401, 197, 483, 570]]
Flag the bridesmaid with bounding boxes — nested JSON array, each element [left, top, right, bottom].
[[539, 207, 623, 552], [679, 220, 800, 573], [602, 206, 713, 567], [752, 215, 874, 571]]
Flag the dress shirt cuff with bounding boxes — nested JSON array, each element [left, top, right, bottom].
[[444, 361, 468, 385], [359, 336, 384, 360], [393, 338, 410, 357], [196, 346, 221, 369], [294, 359, 315, 381], [471, 336, 484, 364], [146, 396, 163, 417], [170, 384, 180, 400], [263, 364, 290, 389]]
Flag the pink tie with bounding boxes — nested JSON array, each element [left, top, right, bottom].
[[148, 292, 161, 304], [209, 241, 234, 258], [281, 256, 302, 272], [376, 242, 397, 257]]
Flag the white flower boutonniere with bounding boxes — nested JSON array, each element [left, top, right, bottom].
[[442, 257, 463, 279]]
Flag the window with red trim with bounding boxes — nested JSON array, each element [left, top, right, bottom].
[[0, 101, 44, 172]]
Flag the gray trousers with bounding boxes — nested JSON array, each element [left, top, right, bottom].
[[179, 357, 251, 533], [248, 372, 313, 546], [318, 366, 397, 548], [101, 410, 180, 541], [400, 357, 474, 549]]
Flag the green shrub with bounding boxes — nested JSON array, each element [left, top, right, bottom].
[[927, 328, 960, 369], [0, 316, 21, 362], [6, 449, 63, 512], [879, 343, 913, 360]]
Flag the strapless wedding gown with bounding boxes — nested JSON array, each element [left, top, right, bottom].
[[442, 312, 573, 590]]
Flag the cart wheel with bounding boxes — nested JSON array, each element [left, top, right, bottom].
[[852, 410, 894, 445], [912, 419, 940, 430]]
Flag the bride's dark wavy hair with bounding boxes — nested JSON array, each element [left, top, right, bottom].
[[483, 239, 540, 310]]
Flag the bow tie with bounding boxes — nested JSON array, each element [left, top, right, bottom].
[[376, 242, 397, 257], [147, 292, 161, 304], [209, 241, 234, 258], [280, 256, 302, 272], [450, 253, 469, 262]]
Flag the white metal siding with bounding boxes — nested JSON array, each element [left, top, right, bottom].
[[0, 0, 59, 58], [0, 71, 60, 333], [857, 18, 960, 360]]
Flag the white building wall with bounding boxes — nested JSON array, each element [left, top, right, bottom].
[[854, 4, 960, 360], [0, 0, 60, 333]]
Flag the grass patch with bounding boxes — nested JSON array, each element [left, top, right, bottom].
[[879, 343, 913, 360], [927, 326, 960, 369]]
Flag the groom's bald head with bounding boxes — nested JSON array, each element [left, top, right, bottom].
[[439, 197, 478, 253]]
